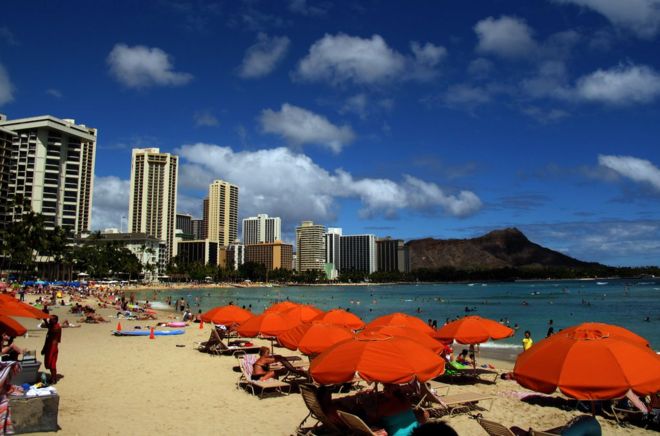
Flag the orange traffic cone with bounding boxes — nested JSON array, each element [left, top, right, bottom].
[[199, 320, 204, 329], [116, 322, 122, 332], [149, 327, 155, 340]]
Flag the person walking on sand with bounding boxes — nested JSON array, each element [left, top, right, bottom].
[[41, 315, 62, 384]]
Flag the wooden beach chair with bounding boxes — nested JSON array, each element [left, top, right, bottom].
[[477, 417, 525, 436], [276, 356, 310, 383], [236, 355, 291, 398], [337, 411, 386, 436], [416, 382, 495, 417], [296, 384, 345, 435]]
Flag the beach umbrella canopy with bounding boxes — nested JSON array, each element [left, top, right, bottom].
[[362, 325, 445, 353], [278, 322, 355, 355], [310, 332, 445, 385], [513, 326, 660, 400], [0, 315, 27, 337], [559, 322, 649, 348], [433, 316, 514, 344], [200, 305, 253, 326], [313, 309, 365, 330], [281, 305, 324, 324], [264, 301, 299, 313], [366, 312, 433, 335], [236, 312, 298, 337], [0, 295, 49, 319]]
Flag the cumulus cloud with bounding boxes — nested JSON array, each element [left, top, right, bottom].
[[91, 176, 130, 230], [474, 16, 537, 59], [444, 84, 492, 108], [574, 64, 660, 105], [193, 110, 219, 127], [260, 103, 355, 153], [554, 0, 660, 38], [176, 143, 482, 228], [0, 64, 13, 106], [238, 33, 290, 79], [598, 155, 660, 191], [107, 44, 193, 88], [295, 33, 446, 85]]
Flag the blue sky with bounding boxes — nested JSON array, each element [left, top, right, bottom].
[[1, 0, 659, 266]]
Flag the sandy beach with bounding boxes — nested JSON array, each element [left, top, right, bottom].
[[9, 297, 653, 436]]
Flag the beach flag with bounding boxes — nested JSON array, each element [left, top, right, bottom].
[[149, 327, 155, 340]]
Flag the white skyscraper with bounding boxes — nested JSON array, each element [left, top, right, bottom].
[[242, 214, 281, 244], [0, 114, 97, 234], [208, 179, 239, 246], [324, 227, 342, 271], [128, 148, 178, 260]]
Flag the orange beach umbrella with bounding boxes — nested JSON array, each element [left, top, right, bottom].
[[310, 332, 445, 385], [236, 312, 298, 337], [366, 312, 433, 335], [278, 322, 354, 355], [513, 326, 660, 400], [265, 301, 299, 313], [0, 315, 27, 337], [200, 305, 253, 326], [362, 325, 445, 353], [0, 295, 49, 319], [281, 305, 324, 324], [313, 309, 365, 330], [560, 322, 649, 348], [433, 316, 514, 344]]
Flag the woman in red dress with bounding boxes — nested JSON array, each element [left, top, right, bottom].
[[41, 315, 62, 384]]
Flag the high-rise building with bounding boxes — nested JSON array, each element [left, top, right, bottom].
[[201, 198, 209, 239], [0, 125, 16, 232], [0, 114, 97, 234], [191, 218, 203, 240], [295, 221, 326, 272], [227, 242, 244, 270], [340, 234, 377, 274], [207, 180, 239, 247], [242, 214, 281, 244], [176, 213, 193, 239], [128, 148, 178, 260], [245, 241, 293, 271], [324, 227, 342, 270], [376, 238, 409, 273], [176, 239, 221, 266]]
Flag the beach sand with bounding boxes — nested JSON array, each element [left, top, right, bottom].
[[10, 298, 652, 436]]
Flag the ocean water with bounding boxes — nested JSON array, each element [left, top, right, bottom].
[[136, 278, 660, 350]]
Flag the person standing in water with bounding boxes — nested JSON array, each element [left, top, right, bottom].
[[546, 320, 554, 337], [522, 330, 533, 351]]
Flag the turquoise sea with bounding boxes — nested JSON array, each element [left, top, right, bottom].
[[137, 278, 660, 350]]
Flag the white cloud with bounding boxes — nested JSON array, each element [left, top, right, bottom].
[[598, 155, 660, 191], [554, 0, 660, 38], [474, 16, 537, 59], [46, 88, 62, 98], [295, 33, 446, 85], [341, 93, 369, 119], [238, 33, 290, 79], [0, 64, 14, 106], [444, 84, 491, 108], [288, 0, 329, 16], [91, 176, 130, 230], [176, 143, 482, 227], [468, 58, 493, 77], [575, 64, 660, 105], [107, 44, 193, 88], [193, 110, 219, 127], [260, 103, 355, 153]]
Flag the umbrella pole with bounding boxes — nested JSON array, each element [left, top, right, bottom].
[[591, 401, 596, 416]]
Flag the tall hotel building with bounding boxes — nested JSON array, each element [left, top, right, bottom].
[[295, 221, 326, 272], [242, 214, 281, 244], [340, 234, 377, 274], [376, 238, 409, 272], [324, 227, 342, 270], [207, 179, 239, 246], [128, 148, 178, 260], [0, 114, 96, 234]]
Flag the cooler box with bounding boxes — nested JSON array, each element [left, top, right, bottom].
[[12, 359, 42, 385]]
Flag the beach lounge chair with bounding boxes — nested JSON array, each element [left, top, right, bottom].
[[416, 382, 496, 417], [276, 357, 310, 383], [200, 327, 260, 356], [442, 361, 499, 384], [477, 418, 529, 436], [236, 354, 291, 398], [296, 384, 346, 436], [337, 411, 386, 436]]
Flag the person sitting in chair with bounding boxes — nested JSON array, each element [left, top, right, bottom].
[[252, 347, 276, 381], [1, 333, 25, 360]]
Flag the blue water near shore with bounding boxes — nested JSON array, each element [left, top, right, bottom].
[[138, 278, 660, 350]]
